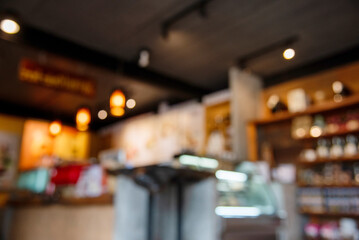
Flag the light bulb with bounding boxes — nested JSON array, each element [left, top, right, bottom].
[[126, 99, 136, 109], [49, 120, 62, 136], [98, 110, 108, 120], [0, 19, 20, 34], [283, 48, 295, 60]]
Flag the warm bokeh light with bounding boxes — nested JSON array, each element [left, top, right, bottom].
[[110, 107, 125, 117], [126, 99, 136, 109], [110, 90, 125, 117], [49, 120, 62, 136], [0, 19, 20, 34], [283, 48, 295, 60], [98, 110, 108, 120], [76, 108, 91, 131], [310, 126, 322, 138], [110, 90, 125, 108]]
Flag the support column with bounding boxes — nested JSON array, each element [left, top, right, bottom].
[[229, 67, 263, 161]]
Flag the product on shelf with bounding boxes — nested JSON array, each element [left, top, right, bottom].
[[344, 135, 358, 156], [299, 134, 359, 163], [298, 162, 355, 186], [298, 187, 359, 215], [316, 139, 330, 158], [332, 81, 351, 103], [304, 218, 359, 240], [287, 88, 309, 113], [266, 94, 287, 114], [330, 137, 345, 158]]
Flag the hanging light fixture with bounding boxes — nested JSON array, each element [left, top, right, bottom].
[[49, 120, 62, 136], [110, 90, 126, 117], [76, 107, 91, 131]]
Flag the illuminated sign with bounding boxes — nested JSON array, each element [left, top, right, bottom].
[[18, 59, 96, 97]]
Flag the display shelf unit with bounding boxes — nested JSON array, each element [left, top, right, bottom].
[[248, 95, 359, 161], [246, 62, 359, 235]]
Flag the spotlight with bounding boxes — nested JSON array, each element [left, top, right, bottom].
[[283, 48, 295, 60], [126, 99, 136, 109], [138, 49, 150, 68], [0, 18, 20, 34], [98, 110, 108, 120]]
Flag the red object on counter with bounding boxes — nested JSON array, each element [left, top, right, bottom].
[[50, 165, 88, 185]]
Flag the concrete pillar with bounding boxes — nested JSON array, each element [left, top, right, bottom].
[[114, 176, 218, 240], [183, 178, 218, 240], [229, 67, 263, 160], [114, 176, 149, 240]]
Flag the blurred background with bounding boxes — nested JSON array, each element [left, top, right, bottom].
[[0, 0, 359, 239]]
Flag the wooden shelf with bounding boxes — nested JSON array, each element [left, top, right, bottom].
[[251, 94, 359, 125], [294, 128, 359, 140], [297, 183, 359, 188], [300, 210, 359, 218], [298, 156, 359, 165]]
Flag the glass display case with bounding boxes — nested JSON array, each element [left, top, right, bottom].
[[216, 161, 278, 218], [215, 161, 281, 240]]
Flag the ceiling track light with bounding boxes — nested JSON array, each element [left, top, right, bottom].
[[0, 11, 21, 35], [138, 48, 150, 68], [237, 35, 299, 69], [161, 0, 213, 38]]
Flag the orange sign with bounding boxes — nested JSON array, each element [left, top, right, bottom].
[[18, 59, 96, 97]]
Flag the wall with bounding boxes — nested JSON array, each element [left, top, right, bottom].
[[100, 101, 205, 166]]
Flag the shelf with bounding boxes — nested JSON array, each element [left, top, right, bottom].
[[251, 94, 359, 125], [297, 183, 359, 188], [300, 210, 359, 218], [298, 156, 359, 165], [294, 128, 359, 140]]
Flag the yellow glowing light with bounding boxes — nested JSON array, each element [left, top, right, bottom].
[[76, 108, 91, 131], [98, 110, 108, 120], [126, 99, 136, 109], [110, 90, 125, 108], [110, 90, 126, 117], [49, 120, 62, 136], [77, 124, 89, 131], [310, 126, 322, 138], [0, 19, 20, 34], [111, 107, 125, 117], [283, 48, 295, 60]]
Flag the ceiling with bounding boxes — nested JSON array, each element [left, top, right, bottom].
[[0, 0, 359, 129]]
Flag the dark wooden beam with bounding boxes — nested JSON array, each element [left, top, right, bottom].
[[0, 23, 210, 98]]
